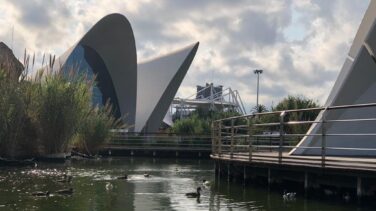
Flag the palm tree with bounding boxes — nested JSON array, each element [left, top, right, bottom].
[[273, 95, 320, 121], [251, 104, 269, 114], [273, 95, 321, 138]]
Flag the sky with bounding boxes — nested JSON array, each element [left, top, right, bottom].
[[0, 0, 371, 113]]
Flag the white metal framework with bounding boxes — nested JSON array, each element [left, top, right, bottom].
[[172, 84, 246, 119]]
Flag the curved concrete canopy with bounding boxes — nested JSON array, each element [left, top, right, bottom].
[[79, 13, 138, 127], [291, 0, 376, 156], [55, 13, 199, 133], [57, 13, 137, 127], [135, 42, 199, 132]]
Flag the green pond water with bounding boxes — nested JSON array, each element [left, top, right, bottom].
[[0, 157, 373, 210]]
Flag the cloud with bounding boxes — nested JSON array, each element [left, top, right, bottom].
[[0, 0, 371, 113]]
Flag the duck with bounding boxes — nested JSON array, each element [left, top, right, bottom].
[[323, 189, 336, 196], [105, 182, 113, 191], [202, 179, 211, 186], [144, 173, 150, 178], [343, 192, 350, 202], [117, 174, 128, 180], [55, 188, 73, 195], [32, 191, 50, 197], [283, 190, 296, 201], [186, 187, 202, 198]]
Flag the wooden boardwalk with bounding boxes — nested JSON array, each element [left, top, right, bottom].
[[211, 152, 376, 175], [210, 104, 376, 198]]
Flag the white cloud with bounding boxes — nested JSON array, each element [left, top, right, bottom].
[[0, 0, 371, 113]]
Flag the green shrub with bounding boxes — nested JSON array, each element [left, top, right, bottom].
[[171, 110, 243, 135], [171, 114, 209, 135]]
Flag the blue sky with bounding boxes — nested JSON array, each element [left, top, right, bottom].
[[0, 0, 371, 112], [283, 10, 307, 42]]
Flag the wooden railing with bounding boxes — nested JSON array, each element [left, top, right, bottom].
[[211, 102, 376, 171]]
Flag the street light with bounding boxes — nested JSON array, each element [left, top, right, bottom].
[[254, 69, 263, 110]]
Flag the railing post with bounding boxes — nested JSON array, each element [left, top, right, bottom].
[[321, 108, 327, 168], [230, 119, 234, 158], [279, 111, 286, 164], [218, 121, 222, 157], [211, 122, 215, 155], [248, 117, 252, 162]]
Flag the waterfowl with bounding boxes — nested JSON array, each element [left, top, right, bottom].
[[105, 182, 113, 191], [202, 179, 211, 186], [55, 188, 73, 195], [144, 174, 150, 178], [32, 191, 50, 197], [283, 190, 296, 201], [343, 192, 350, 202], [324, 189, 336, 196], [117, 174, 128, 180], [186, 187, 202, 198]]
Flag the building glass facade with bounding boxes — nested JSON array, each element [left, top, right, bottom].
[[63, 45, 121, 118]]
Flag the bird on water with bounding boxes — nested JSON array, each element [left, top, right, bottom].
[[343, 192, 350, 202], [32, 191, 50, 197], [117, 174, 128, 180], [202, 179, 211, 186], [105, 182, 113, 191], [283, 190, 296, 201], [186, 187, 202, 198]]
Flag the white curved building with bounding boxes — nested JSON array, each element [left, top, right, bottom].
[[291, 0, 376, 156], [56, 13, 199, 133]]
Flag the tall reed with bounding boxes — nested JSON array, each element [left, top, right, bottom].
[[0, 50, 126, 158], [0, 70, 38, 158], [73, 101, 125, 155]]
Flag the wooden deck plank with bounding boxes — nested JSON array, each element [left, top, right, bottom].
[[212, 152, 376, 174]]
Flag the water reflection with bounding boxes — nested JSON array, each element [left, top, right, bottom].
[[0, 157, 373, 210]]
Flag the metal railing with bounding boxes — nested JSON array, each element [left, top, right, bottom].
[[107, 132, 212, 151], [211, 102, 376, 171]]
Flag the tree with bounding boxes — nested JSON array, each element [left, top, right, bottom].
[[251, 104, 269, 114], [248, 95, 321, 145], [170, 110, 243, 135], [170, 114, 209, 135], [274, 95, 319, 110], [273, 95, 321, 141]]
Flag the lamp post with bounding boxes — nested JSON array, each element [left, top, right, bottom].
[[254, 69, 263, 110]]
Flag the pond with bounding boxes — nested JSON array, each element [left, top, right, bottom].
[[0, 157, 373, 210]]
